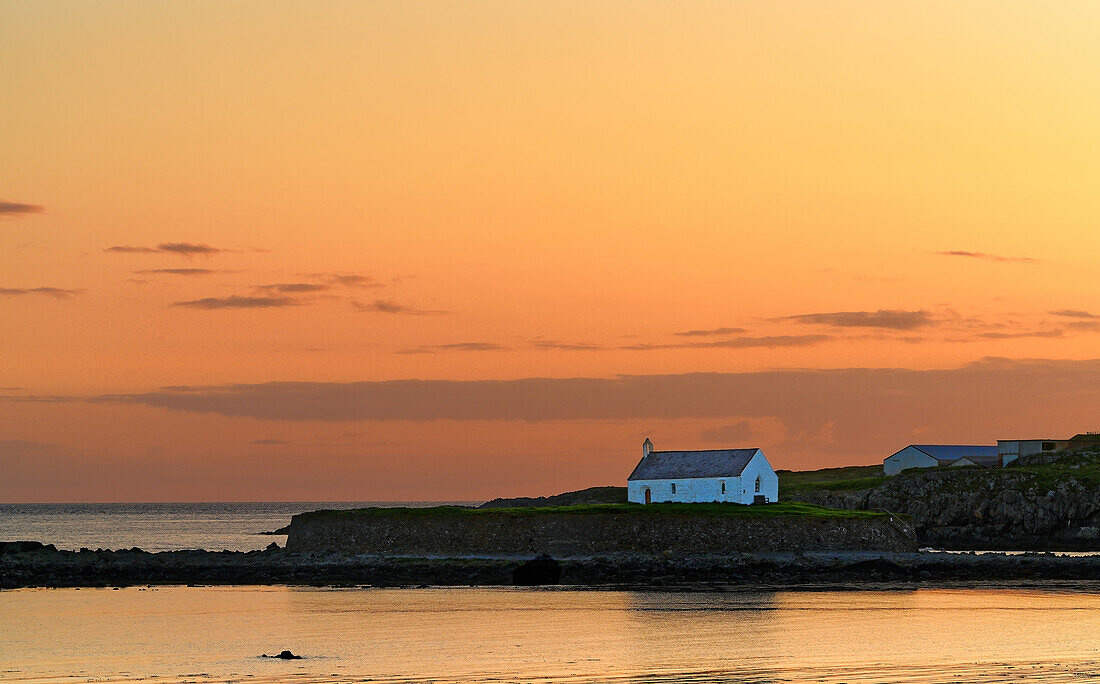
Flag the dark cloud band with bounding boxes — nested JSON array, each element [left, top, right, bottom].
[[936, 251, 1039, 263], [0, 201, 45, 216], [48, 357, 1100, 423], [172, 295, 297, 309], [781, 310, 933, 330], [107, 242, 226, 255], [0, 287, 82, 299]]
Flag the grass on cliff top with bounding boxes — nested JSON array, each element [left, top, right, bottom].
[[777, 464, 888, 495], [778, 450, 1100, 495], [304, 501, 888, 519], [1002, 450, 1100, 491]]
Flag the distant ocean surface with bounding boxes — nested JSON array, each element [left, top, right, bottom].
[[0, 502, 479, 552]]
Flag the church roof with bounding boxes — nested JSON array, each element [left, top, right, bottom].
[[628, 448, 760, 481]]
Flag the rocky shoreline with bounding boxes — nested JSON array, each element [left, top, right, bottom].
[[3, 541, 1098, 590], [791, 451, 1100, 550]]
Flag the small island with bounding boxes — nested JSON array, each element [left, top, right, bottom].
[[4, 439, 1099, 590], [284, 501, 911, 556]]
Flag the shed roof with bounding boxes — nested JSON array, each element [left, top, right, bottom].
[[902, 444, 998, 466], [627, 448, 760, 481]]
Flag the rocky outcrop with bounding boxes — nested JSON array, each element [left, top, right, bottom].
[[0, 541, 57, 554], [790, 451, 1100, 549], [512, 554, 561, 585], [285, 509, 915, 555]]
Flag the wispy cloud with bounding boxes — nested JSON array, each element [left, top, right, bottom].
[[157, 242, 223, 255], [352, 299, 447, 315], [781, 309, 934, 330], [0, 287, 83, 299], [255, 283, 330, 294], [172, 295, 298, 309], [1050, 309, 1098, 319], [0, 201, 44, 216], [1067, 320, 1100, 332], [106, 242, 227, 256], [105, 246, 158, 254], [674, 327, 748, 337], [134, 268, 224, 276], [401, 342, 509, 354], [936, 250, 1039, 263], [531, 341, 607, 351], [622, 335, 830, 351], [977, 330, 1063, 340], [311, 273, 384, 289]]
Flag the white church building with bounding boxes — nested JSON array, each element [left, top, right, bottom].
[[627, 438, 779, 505]]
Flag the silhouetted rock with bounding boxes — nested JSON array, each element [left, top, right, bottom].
[[265, 542, 280, 551], [261, 650, 301, 659], [0, 541, 57, 554], [513, 554, 561, 585]]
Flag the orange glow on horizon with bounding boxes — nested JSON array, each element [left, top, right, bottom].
[[2, 1, 1099, 500]]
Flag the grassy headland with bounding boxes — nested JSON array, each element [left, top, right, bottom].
[[777, 465, 888, 496], [304, 501, 890, 519]]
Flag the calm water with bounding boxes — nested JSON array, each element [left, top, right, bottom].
[[0, 502, 477, 552], [2, 586, 1100, 683]]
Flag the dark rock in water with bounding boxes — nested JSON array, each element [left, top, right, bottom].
[[261, 650, 302, 660], [0, 541, 57, 554], [265, 542, 281, 551], [513, 554, 561, 585], [260, 525, 292, 535]]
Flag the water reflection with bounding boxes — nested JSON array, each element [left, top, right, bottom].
[[2, 586, 1099, 683]]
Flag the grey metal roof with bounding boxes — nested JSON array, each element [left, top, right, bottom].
[[945, 454, 1002, 468], [909, 445, 998, 463], [627, 448, 760, 481]]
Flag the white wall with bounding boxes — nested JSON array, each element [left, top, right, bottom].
[[740, 451, 779, 503], [628, 477, 741, 504], [883, 446, 938, 475]]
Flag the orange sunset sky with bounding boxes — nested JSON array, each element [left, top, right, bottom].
[[2, 1, 1099, 502]]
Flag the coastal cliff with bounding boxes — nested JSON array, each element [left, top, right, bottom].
[[284, 503, 915, 555], [789, 451, 1100, 549]]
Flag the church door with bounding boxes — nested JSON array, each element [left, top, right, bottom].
[[644, 489, 651, 504]]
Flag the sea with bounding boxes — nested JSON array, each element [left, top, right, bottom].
[[3, 585, 1100, 682], [3, 503, 1100, 683], [0, 502, 478, 552]]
